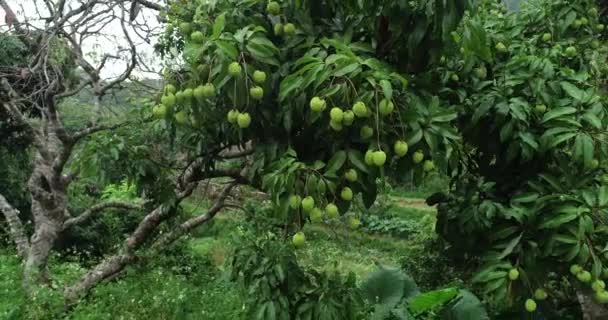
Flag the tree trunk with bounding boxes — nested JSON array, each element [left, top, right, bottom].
[[577, 287, 608, 320], [22, 148, 69, 289], [0, 194, 29, 258]]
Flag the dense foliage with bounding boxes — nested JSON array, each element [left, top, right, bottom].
[[435, 0, 608, 314]]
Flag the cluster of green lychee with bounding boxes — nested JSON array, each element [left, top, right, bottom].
[[506, 268, 548, 313], [266, 1, 296, 37], [223, 63, 269, 128], [154, 82, 217, 126], [570, 264, 608, 303]]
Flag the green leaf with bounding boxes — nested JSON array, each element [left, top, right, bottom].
[[409, 288, 458, 315], [215, 40, 238, 60], [325, 150, 346, 173], [542, 107, 577, 123], [496, 233, 522, 259], [380, 80, 393, 100], [361, 266, 419, 308], [441, 290, 489, 320], [581, 112, 602, 129], [598, 186, 608, 207], [212, 13, 226, 38], [560, 82, 584, 101], [347, 149, 370, 174], [279, 75, 303, 101], [539, 209, 580, 229]]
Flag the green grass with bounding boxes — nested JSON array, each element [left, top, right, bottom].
[[0, 192, 441, 319]]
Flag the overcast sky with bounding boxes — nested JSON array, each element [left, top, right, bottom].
[[1, 0, 164, 79]]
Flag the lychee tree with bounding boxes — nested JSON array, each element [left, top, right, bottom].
[[433, 0, 608, 316], [154, 0, 468, 235]]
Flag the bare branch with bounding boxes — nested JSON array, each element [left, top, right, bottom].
[[63, 201, 142, 230], [152, 182, 238, 250], [0, 193, 30, 258]]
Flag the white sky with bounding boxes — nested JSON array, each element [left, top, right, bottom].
[[0, 0, 164, 79]]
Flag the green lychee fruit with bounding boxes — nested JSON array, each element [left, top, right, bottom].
[[228, 62, 242, 77], [565, 46, 577, 58], [570, 264, 583, 275], [301, 196, 315, 212], [590, 159, 600, 170], [250, 86, 264, 100], [495, 42, 508, 53], [379, 99, 394, 116], [202, 83, 216, 98], [572, 19, 582, 29], [330, 120, 343, 132], [591, 40, 600, 49], [191, 31, 205, 44], [341, 187, 353, 201], [534, 288, 548, 301], [394, 141, 408, 157], [289, 195, 301, 209], [175, 91, 185, 103], [274, 23, 284, 36], [592, 280, 606, 292], [360, 125, 373, 139], [596, 291, 608, 303], [310, 207, 323, 223], [310, 97, 326, 112], [413, 150, 424, 164], [525, 299, 537, 312], [161, 93, 176, 107], [330, 107, 344, 123], [253, 70, 267, 84], [227, 110, 239, 124], [352, 101, 368, 118], [344, 169, 358, 182], [348, 217, 361, 229], [152, 105, 167, 119], [179, 22, 192, 35], [578, 270, 592, 283], [165, 84, 177, 94], [580, 17, 589, 26], [474, 66, 487, 79], [174, 111, 188, 125], [423, 160, 435, 172], [342, 110, 355, 126], [508, 268, 519, 281], [292, 232, 305, 248], [372, 151, 387, 167], [183, 88, 194, 99], [237, 112, 251, 128], [542, 33, 552, 42], [266, 1, 281, 15], [589, 8, 598, 17], [599, 24, 607, 32], [325, 203, 339, 219], [283, 23, 296, 35], [451, 74, 460, 82], [193, 86, 205, 100], [364, 150, 374, 166], [535, 104, 547, 113]]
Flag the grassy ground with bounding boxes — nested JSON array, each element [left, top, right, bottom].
[[0, 191, 436, 319]]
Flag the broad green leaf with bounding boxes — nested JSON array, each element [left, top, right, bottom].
[[215, 40, 238, 60], [542, 107, 577, 123], [409, 288, 458, 315], [212, 13, 226, 38], [325, 150, 346, 174], [539, 211, 579, 229], [441, 290, 489, 320], [497, 233, 522, 259], [560, 82, 584, 101], [380, 80, 393, 100]]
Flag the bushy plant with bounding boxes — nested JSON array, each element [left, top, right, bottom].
[[229, 232, 364, 319], [434, 0, 608, 315]]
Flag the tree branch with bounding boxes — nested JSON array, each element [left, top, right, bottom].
[[152, 182, 238, 251], [63, 201, 142, 230], [0, 193, 30, 258]]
